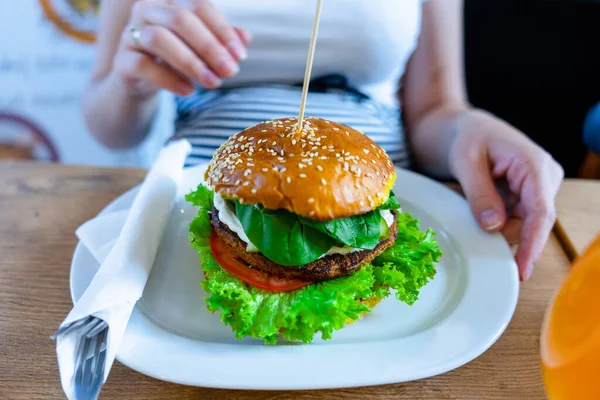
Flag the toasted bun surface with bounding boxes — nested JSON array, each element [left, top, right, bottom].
[[205, 117, 396, 220]]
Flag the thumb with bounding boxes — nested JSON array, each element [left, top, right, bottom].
[[455, 155, 507, 232]]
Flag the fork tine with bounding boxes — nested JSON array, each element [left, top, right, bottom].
[[49, 316, 92, 339], [78, 335, 92, 386], [73, 334, 87, 388], [79, 318, 103, 338], [90, 328, 107, 382], [91, 348, 108, 398], [86, 320, 108, 339]]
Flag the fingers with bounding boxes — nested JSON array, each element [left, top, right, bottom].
[[137, 3, 240, 79], [121, 0, 251, 94], [115, 51, 195, 96], [124, 24, 222, 88], [513, 155, 561, 281], [454, 146, 507, 232], [235, 27, 253, 46], [502, 218, 522, 245], [193, 0, 248, 61], [515, 200, 556, 281]]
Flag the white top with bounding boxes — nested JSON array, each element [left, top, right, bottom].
[[214, 0, 427, 107]]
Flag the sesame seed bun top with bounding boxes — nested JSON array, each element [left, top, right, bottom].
[[204, 117, 397, 221]]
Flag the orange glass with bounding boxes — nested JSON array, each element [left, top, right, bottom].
[[541, 233, 600, 400]]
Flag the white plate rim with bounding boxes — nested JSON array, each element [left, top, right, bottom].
[[69, 165, 520, 390]]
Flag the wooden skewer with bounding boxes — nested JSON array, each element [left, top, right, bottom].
[[296, 0, 324, 134]]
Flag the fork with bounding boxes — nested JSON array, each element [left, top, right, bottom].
[[51, 317, 109, 400]]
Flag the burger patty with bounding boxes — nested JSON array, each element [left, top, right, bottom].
[[210, 208, 398, 282]]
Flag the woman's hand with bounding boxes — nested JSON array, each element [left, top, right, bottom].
[[112, 0, 251, 98], [449, 109, 564, 281]]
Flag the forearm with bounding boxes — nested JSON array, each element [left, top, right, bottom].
[[409, 103, 470, 179], [82, 72, 158, 149]]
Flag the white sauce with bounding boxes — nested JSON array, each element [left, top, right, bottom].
[[213, 193, 252, 244], [212, 193, 398, 257]]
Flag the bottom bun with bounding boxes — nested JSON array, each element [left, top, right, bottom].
[[345, 295, 385, 326]]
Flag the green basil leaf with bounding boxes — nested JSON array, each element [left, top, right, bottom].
[[378, 190, 401, 210], [235, 202, 335, 266], [301, 211, 382, 250]]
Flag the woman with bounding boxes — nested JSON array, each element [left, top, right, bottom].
[[82, 0, 564, 281]]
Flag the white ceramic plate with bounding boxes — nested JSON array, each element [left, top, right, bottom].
[[70, 164, 519, 390]]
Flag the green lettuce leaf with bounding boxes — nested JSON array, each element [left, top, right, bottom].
[[185, 184, 214, 246], [185, 183, 214, 209], [372, 213, 442, 305], [186, 184, 442, 344]]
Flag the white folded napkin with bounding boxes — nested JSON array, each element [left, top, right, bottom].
[[55, 139, 191, 400]]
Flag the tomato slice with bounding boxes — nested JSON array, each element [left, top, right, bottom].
[[209, 232, 314, 293]]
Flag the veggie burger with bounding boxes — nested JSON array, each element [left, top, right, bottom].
[[186, 116, 442, 344]]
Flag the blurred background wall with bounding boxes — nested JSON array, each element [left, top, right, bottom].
[[1, 0, 598, 176], [0, 0, 174, 168], [464, 0, 600, 178]]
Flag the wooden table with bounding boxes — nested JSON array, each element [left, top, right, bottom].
[[555, 179, 600, 259], [0, 161, 587, 400]]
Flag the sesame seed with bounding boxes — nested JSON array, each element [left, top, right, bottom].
[[321, 146, 327, 150], [251, 188, 257, 194], [363, 149, 369, 154], [298, 163, 306, 169], [272, 141, 277, 146], [309, 211, 316, 217], [299, 173, 307, 178], [286, 177, 291, 183], [292, 139, 297, 145], [321, 178, 327, 185], [308, 198, 315, 204], [316, 165, 323, 171], [243, 181, 250, 186], [360, 200, 366, 206], [244, 169, 251, 176], [345, 131, 350, 136], [262, 168, 269, 172], [235, 180, 241, 185], [333, 127, 340, 131]]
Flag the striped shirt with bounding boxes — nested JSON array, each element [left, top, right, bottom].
[[173, 81, 410, 168]]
